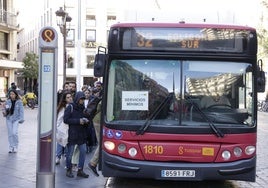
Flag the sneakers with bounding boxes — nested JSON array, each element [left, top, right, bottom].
[[77, 169, 89, 178], [8, 147, 17, 153], [66, 168, 74, 178], [88, 164, 99, 177], [55, 157, 60, 165]]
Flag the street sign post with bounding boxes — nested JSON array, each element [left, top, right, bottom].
[[37, 27, 58, 188]]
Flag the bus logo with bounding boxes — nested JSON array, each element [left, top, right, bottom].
[[115, 131, 123, 139], [106, 129, 114, 138]]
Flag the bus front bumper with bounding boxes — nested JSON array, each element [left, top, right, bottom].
[[101, 151, 256, 182]]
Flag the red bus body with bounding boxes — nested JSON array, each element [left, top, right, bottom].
[[95, 23, 264, 182]]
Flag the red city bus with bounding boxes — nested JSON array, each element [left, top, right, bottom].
[[93, 23, 266, 182]]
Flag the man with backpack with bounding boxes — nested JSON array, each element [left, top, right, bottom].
[[85, 83, 103, 176]]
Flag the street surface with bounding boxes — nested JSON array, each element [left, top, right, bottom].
[[0, 106, 267, 187]]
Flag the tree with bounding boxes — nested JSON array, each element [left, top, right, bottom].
[[258, 1, 268, 58], [22, 52, 39, 93]]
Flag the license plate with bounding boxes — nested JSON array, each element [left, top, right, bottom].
[[161, 170, 195, 177]]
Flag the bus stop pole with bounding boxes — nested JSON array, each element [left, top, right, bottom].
[[36, 27, 58, 188]]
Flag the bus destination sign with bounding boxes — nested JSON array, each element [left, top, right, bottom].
[[121, 27, 254, 52]]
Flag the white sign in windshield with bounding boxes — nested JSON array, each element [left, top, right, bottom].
[[122, 91, 149, 111]]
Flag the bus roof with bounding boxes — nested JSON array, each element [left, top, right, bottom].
[[110, 22, 256, 31]]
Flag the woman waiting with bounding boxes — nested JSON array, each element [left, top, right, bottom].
[[2, 89, 24, 153], [55, 91, 73, 165]]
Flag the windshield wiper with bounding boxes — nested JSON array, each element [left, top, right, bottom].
[[185, 96, 224, 138], [136, 92, 173, 135]]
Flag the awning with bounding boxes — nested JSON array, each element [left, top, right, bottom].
[[0, 59, 23, 69]]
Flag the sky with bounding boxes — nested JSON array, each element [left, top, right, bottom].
[[16, 0, 262, 27], [114, 0, 262, 27]]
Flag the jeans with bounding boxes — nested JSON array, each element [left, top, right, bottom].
[[66, 143, 87, 169], [6, 119, 19, 151], [56, 143, 66, 158]]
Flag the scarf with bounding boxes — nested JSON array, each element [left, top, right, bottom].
[[10, 100, 16, 115]]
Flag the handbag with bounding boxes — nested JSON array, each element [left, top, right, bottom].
[[56, 104, 73, 147], [56, 121, 69, 147]]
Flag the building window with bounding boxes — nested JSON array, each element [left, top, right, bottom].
[[0, 31, 8, 50], [0, 53, 8, 59], [107, 15, 116, 27], [86, 29, 96, 42], [86, 54, 95, 69], [66, 29, 75, 47], [107, 30, 110, 40], [67, 55, 74, 68], [86, 15, 96, 27], [67, 29, 75, 41]]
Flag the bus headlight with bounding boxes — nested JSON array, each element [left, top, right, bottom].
[[222, 150, 231, 160], [128, 147, 137, 157], [233, 147, 242, 157], [104, 141, 115, 151], [118, 143, 126, 153], [245, 146, 255, 155]]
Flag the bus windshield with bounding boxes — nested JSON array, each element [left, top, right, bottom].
[[106, 59, 253, 127]]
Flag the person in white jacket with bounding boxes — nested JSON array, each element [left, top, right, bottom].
[[55, 91, 73, 165]]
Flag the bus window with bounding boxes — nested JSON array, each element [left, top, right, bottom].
[[184, 61, 252, 125], [107, 59, 181, 122]]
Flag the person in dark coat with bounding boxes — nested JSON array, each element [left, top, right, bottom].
[[63, 91, 89, 178]]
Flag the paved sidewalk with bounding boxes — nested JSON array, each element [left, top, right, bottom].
[[0, 107, 107, 188]]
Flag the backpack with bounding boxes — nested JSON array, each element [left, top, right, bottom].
[[83, 96, 101, 120]]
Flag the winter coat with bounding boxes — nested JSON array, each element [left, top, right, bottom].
[[63, 91, 89, 145]]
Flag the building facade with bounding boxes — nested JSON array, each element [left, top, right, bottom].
[[17, 0, 121, 91], [0, 0, 22, 98], [16, 0, 265, 94]]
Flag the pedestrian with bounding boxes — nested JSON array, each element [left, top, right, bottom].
[[57, 81, 70, 105], [2, 89, 24, 153], [81, 85, 88, 92], [84, 88, 97, 153], [68, 81, 77, 98], [64, 91, 89, 178], [55, 91, 73, 165], [71, 145, 80, 172], [87, 88, 102, 177], [7, 82, 17, 97]]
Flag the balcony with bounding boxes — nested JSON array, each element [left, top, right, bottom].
[[0, 9, 18, 31]]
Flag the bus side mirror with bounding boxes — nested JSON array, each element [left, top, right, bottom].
[[94, 54, 106, 77], [257, 59, 266, 93], [94, 46, 107, 77], [257, 71, 266, 92]]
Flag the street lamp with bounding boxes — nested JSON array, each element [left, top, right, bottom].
[[55, 6, 72, 84]]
